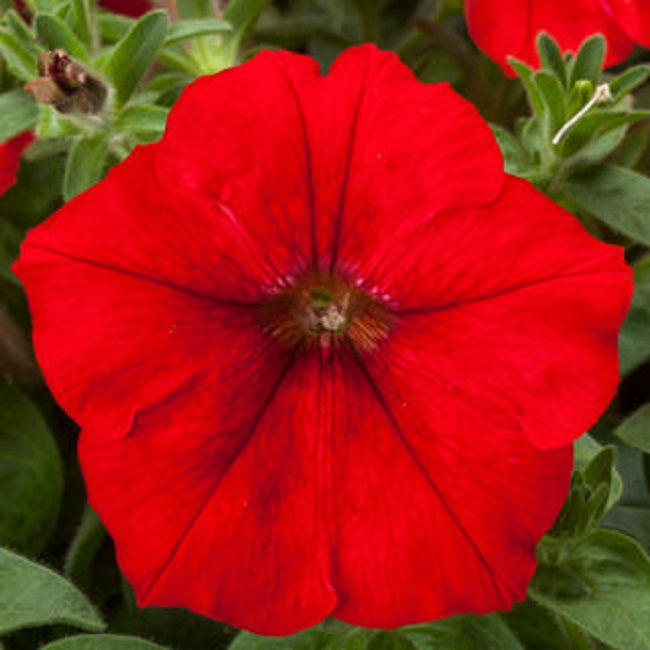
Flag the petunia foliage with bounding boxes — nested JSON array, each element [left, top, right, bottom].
[[0, 2, 650, 650]]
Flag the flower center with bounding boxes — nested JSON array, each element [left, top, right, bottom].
[[257, 272, 393, 351]]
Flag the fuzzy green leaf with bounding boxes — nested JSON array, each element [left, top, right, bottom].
[[537, 32, 567, 88], [530, 529, 650, 650], [164, 18, 232, 45], [0, 379, 63, 555], [34, 12, 88, 61], [0, 27, 39, 81], [0, 89, 39, 141], [63, 135, 109, 201], [562, 165, 650, 246], [615, 404, 650, 454], [401, 615, 524, 650], [41, 634, 168, 649], [569, 34, 605, 89], [609, 64, 650, 104], [0, 546, 105, 634], [114, 104, 169, 134], [508, 57, 546, 118], [104, 10, 167, 107]]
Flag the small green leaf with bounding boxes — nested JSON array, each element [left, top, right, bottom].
[[104, 10, 167, 107], [615, 404, 650, 454], [537, 32, 567, 88], [114, 104, 169, 135], [34, 12, 88, 61], [6, 9, 39, 57], [223, 0, 270, 46], [508, 57, 546, 118], [96, 12, 134, 43], [0, 89, 39, 141], [609, 64, 650, 104], [164, 18, 232, 46], [490, 124, 530, 176], [0, 379, 63, 554], [63, 135, 109, 201], [533, 69, 567, 134], [176, 0, 214, 19], [401, 614, 524, 650], [529, 529, 650, 650], [229, 628, 328, 649], [568, 34, 605, 89], [41, 634, 169, 649], [69, 0, 93, 48], [64, 506, 106, 591], [0, 27, 39, 81], [0, 546, 105, 634], [562, 165, 650, 246]]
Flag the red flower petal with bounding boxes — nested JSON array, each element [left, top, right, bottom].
[[330, 351, 572, 626], [0, 131, 34, 196], [349, 176, 632, 447], [13, 145, 292, 438], [157, 45, 503, 270], [601, 0, 650, 47], [465, 0, 634, 74]]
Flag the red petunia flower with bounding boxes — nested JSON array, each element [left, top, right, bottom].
[[0, 131, 34, 196], [465, 0, 644, 74], [14, 46, 632, 635]]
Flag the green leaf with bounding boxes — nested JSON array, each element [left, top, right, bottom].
[[114, 104, 169, 135], [504, 600, 593, 650], [619, 258, 650, 375], [537, 32, 567, 88], [229, 628, 328, 649], [223, 0, 270, 45], [534, 69, 567, 134], [0, 89, 39, 141], [562, 165, 650, 246], [176, 0, 214, 19], [615, 404, 650, 454], [34, 12, 88, 61], [401, 614, 524, 650], [64, 506, 106, 591], [0, 379, 63, 554], [163, 18, 232, 46], [508, 57, 546, 118], [96, 12, 134, 43], [6, 9, 39, 57], [609, 64, 650, 104], [63, 135, 109, 201], [0, 546, 105, 634], [490, 124, 530, 176], [41, 634, 169, 649], [69, 0, 93, 48], [367, 631, 414, 650], [568, 34, 605, 89], [529, 529, 650, 650], [0, 26, 39, 81], [104, 10, 167, 107], [0, 154, 65, 229]]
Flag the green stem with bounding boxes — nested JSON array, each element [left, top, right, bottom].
[[64, 504, 106, 592]]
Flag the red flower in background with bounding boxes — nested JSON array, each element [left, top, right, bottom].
[[100, 0, 152, 17], [465, 0, 649, 74], [15, 0, 151, 19], [0, 131, 34, 196], [14, 46, 632, 634]]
